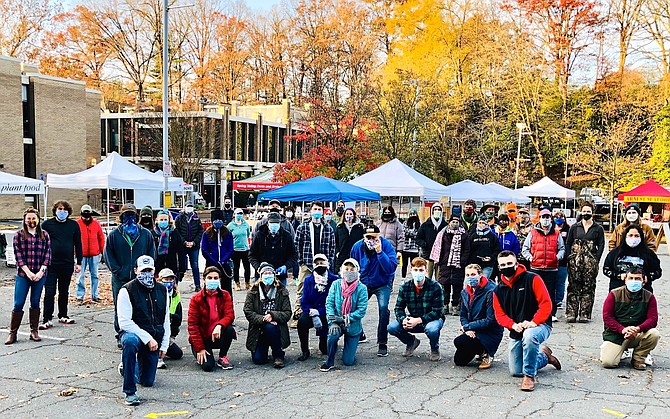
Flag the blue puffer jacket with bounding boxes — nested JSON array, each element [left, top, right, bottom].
[[459, 277, 504, 356], [349, 237, 398, 289], [325, 279, 368, 336]]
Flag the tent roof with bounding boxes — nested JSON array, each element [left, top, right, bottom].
[[442, 180, 515, 202], [348, 159, 449, 200], [485, 182, 531, 203], [518, 177, 575, 199], [258, 176, 380, 202], [0, 170, 45, 195], [618, 179, 670, 203], [47, 152, 183, 191]]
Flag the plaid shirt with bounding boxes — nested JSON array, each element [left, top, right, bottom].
[[394, 278, 444, 324], [294, 221, 336, 268], [13, 230, 51, 277]]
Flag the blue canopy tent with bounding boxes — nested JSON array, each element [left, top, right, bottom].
[[258, 176, 381, 202]]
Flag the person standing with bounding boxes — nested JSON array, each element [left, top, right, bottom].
[[350, 225, 398, 357], [609, 203, 656, 251], [76, 205, 105, 303], [493, 251, 561, 392], [416, 203, 448, 280], [480, 203, 499, 227], [553, 211, 570, 309], [514, 207, 533, 269], [324, 208, 338, 232], [564, 203, 605, 323], [377, 206, 404, 261], [40, 200, 83, 328], [400, 208, 421, 279], [430, 215, 470, 316], [521, 208, 565, 319], [460, 199, 479, 233], [201, 209, 234, 297], [249, 212, 297, 285], [5, 208, 51, 344], [174, 201, 204, 291], [334, 208, 365, 274], [334, 200, 346, 225], [603, 224, 662, 292], [228, 208, 252, 291], [221, 197, 234, 226], [293, 201, 336, 327], [117, 256, 169, 406], [151, 210, 183, 283], [496, 214, 520, 255], [139, 206, 154, 230], [104, 204, 156, 337], [468, 218, 501, 280]]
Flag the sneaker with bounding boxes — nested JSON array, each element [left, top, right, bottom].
[[157, 358, 167, 369], [479, 354, 492, 369], [59, 317, 75, 324], [234, 283, 241, 291], [76, 298, 84, 305], [403, 337, 420, 357], [92, 297, 101, 303], [552, 316, 558, 322], [38, 320, 53, 330], [245, 283, 251, 290], [622, 349, 632, 359], [273, 358, 285, 369], [217, 356, 233, 370], [645, 354, 654, 366], [429, 349, 441, 362], [377, 344, 388, 357], [124, 393, 141, 406], [320, 363, 334, 372], [117, 362, 124, 377], [359, 333, 368, 343]]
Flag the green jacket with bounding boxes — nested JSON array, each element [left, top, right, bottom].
[[394, 278, 444, 324], [243, 284, 292, 352], [603, 286, 657, 345]]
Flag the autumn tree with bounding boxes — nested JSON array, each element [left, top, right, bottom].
[[608, 0, 645, 83], [0, 0, 59, 60]]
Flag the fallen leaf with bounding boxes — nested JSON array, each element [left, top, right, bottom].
[[229, 405, 237, 408], [57, 387, 77, 397], [233, 392, 244, 397], [181, 392, 190, 397]]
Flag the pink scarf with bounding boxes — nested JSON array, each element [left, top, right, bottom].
[[341, 279, 358, 318]]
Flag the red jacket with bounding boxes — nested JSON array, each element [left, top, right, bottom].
[[77, 218, 105, 257], [188, 289, 235, 352], [529, 228, 560, 269], [492, 264, 552, 329]]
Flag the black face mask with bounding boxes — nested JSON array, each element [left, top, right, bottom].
[[581, 213, 592, 221], [314, 266, 328, 276], [382, 214, 392, 221], [336, 207, 344, 215], [269, 207, 280, 213], [224, 204, 231, 209], [140, 217, 153, 226], [500, 266, 517, 278]]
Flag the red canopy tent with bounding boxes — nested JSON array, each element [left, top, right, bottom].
[[617, 179, 670, 203]]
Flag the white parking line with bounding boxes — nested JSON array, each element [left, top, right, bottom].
[[0, 329, 67, 342]]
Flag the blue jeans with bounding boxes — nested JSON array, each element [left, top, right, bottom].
[[508, 323, 551, 377], [77, 255, 100, 299], [388, 318, 444, 351], [13, 274, 47, 312], [121, 332, 159, 395], [182, 247, 201, 287], [556, 266, 568, 305], [251, 324, 285, 364], [326, 329, 361, 367], [366, 284, 391, 345], [481, 266, 493, 280]]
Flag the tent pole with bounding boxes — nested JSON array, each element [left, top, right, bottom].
[[43, 186, 48, 219], [107, 187, 110, 233]]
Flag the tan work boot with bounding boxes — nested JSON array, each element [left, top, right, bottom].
[[520, 375, 535, 391]]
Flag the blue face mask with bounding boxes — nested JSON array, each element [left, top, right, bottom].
[[626, 279, 643, 293], [554, 217, 565, 226], [324, 215, 332, 221], [312, 211, 322, 220], [205, 279, 219, 290], [163, 281, 174, 295], [157, 220, 169, 229], [55, 210, 68, 221], [465, 275, 480, 288], [123, 213, 138, 225], [235, 214, 243, 221], [212, 220, 224, 229], [262, 274, 275, 287], [137, 271, 155, 288], [268, 223, 280, 234]]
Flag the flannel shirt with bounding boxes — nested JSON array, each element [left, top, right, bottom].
[[294, 221, 336, 268], [394, 278, 444, 324], [14, 230, 51, 277]]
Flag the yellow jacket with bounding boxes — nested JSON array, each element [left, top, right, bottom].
[[608, 221, 657, 252]]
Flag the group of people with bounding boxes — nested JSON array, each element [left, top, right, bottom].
[[5, 197, 662, 405]]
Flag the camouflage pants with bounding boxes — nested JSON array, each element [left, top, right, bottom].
[[566, 240, 599, 321]]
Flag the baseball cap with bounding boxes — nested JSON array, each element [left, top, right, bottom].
[[364, 224, 380, 235], [539, 209, 552, 217], [184, 201, 194, 207], [234, 208, 244, 214], [313, 253, 328, 266], [269, 199, 281, 206], [342, 258, 360, 270], [121, 203, 137, 214], [81, 204, 93, 214], [158, 268, 176, 279], [267, 212, 282, 223], [136, 255, 155, 270]]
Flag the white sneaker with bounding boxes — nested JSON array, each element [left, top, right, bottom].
[[117, 362, 124, 376], [157, 358, 167, 369], [645, 354, 653, 366], [622, 349, 632, 359]]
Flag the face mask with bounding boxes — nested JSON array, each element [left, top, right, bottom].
[[626, 212, 638, 222], [157, 220, 169, 229], [345, 214, 354, 222], [26, 220, 38, 228], [285, 211, 293, 218], [336, 207, 344, 215], [163, 281, 174, 294], [141, 216, 153, 224], [465, 275, 480, 288], [540, 218, 552, 228], [499, 222, 509, 229], [342, 271, 358, 283], [268, 223, 280, 234], [123, 214, 137, 225], [581, 213, 592, 221], [464, 208, 474, 215], [235, 213, 244, 221], [433, 210, 442, 220], [262, 274, 275, 287], [325, 215, 332, 221], [213, 220, 224, 229], [224, 203, 231, 209], [449, 222, 459, 230], [312, 211, 322, 220], [269, 207, 280, 213], [520, 214, 530, 224], [626, 279, 643, 293], [55, 210, 68, 221], [477, 225, 487, 232], [314, 265, 328, 276], [500, 266, 517, 278], [382, 213, 392, 221], [185, 207, 194, 214], [626, 236, 641, 248], [205, 279, 219, 290], [137, 271, 155, 288], [364, 239, 376, 249], [411, 271, 426, 285], [554, 217, 564, 226]]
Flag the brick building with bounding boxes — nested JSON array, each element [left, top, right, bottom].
[[0, 55, 101, 219]]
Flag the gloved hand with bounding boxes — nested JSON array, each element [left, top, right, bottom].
[[312, 315, 323, 330], [309, 308, 319, 317], [276, 265, 287, 276], [327, 315, 345, 325], [328, 323, 341, 336]]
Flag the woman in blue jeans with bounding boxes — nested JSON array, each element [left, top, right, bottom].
[[321, 258, 368, 372], [6, 208, 51, 344]]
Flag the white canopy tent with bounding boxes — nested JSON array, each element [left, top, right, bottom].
[[485, 182, 531, 203], [348, 159, 450, 200], [518, 176, 576, 199], [442, 180, 516, 202], [0, 170, 47, 217]]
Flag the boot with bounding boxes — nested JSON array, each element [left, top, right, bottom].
[[29, 309, 41, 342], [565, 292, 578, 323], [5, 311, 23, 345]]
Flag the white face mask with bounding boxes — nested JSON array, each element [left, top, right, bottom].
[[626, 212, 638, 222], [540, 218, 552, 228], [185, 207, 194, 214], [626, 236, 642, 248]]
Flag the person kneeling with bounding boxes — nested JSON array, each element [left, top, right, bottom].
[[388, 257, 444, 361], [117, 256, 169, 406], [600, 266, 659, 371], [188, 267, 236, 371], [298, 254, 337, 361], [243, 263, 292, 368], [454, 264, 503, 369], [321, 258, 368, 371]]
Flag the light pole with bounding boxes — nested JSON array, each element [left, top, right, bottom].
[[564, 134, 571, 185], [514, 122, 530, 190], [411, 80, 419, 168]]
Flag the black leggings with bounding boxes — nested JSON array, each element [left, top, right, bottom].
[[401, 251, 419, 277], [453, 333, 486, 366], [231, 250, 251, 285], [297, 313, 327, 354], [166, 341, 183, 360], [190, 324, 235, 372]]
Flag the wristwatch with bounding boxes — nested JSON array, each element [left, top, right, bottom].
[[40, 267, 47, 273]]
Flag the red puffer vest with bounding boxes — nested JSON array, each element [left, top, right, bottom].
[[530, 228, 560, 269]]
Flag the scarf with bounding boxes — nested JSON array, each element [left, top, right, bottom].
[[431, 215, 442, 229], [259, 285, 277, 314], [446, 227, 465, 267], [341, 278, 358, 318], [154, 226, 171, 255], [314, 273, 328, 293], [476, 226, 491, 236], [123, 222, 139, 242]]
